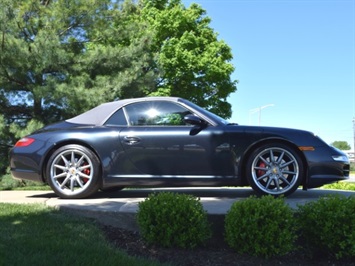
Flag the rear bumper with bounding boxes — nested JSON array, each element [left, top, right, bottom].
[[11, 169, 43, 183], [10, 151, 44, 183]]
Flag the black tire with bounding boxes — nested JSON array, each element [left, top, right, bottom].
[[46, 144, 101, 199], [246, 143, 304, 196]]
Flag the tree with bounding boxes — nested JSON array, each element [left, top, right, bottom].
[[0, 0, 156, 125], [138, 0, 237, 118], [1, 0, 236, 126], [0, 0, 237, 176], [0, 0, 157, 175], [0, 115, 11, 174], [331, 141, 351, 150]]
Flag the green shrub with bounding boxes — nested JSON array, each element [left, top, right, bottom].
[[137, 192, 211, 249], [0, 173, 47, 190], [350, 162, 355, 172], [225, 195, 296, 258], [296, 194, 355, 259], [322, 181, 355, 191], [0, 174, 24, 190]]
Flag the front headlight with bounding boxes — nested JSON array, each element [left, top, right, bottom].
[[332, 155, 349, 162]]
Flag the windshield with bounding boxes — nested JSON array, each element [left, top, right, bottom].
[[179, 99, 230, 125]]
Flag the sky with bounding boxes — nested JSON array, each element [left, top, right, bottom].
[[183, 0, 355, 150]]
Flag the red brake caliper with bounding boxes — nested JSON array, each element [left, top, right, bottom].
[[82, 162, 90, 184], [257, 162, 266, 177]]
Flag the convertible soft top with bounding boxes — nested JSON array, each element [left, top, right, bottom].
[[66, 97, 182, 126]]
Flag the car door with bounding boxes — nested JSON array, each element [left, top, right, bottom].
[[119, 100, 234, 177]]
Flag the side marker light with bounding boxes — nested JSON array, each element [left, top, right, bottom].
[[298, 146, 315, 151]]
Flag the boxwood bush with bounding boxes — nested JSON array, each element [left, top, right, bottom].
[[136, 192, 211, 248], [225, 195, 296, 258], [296, 194, 355, 259]]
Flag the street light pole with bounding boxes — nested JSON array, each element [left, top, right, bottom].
[[249, 104, 274, 126]]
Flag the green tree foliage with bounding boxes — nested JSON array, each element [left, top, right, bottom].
[[0, 0, 156, 125], [0, 0, 237, 176], [330, 141, 351, 150], [0, 0, 157, 175], [139, 0, 237, 118], [0, 115, 11, 173]]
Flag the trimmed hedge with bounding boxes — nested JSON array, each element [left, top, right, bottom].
[[137, 192, 211, 248], [297, 194, 355, 259], [225, 195, 296, 258], [135, 192, 355, 260]]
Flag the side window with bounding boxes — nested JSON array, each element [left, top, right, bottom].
[[104, 108, 128, 126], [124, 101, 192, 126]]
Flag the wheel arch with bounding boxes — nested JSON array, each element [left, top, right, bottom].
[[41, 139, 104, 186], [239, 138, 309, 187]]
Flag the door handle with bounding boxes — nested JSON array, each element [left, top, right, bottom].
[[123, 136, 141, 145]]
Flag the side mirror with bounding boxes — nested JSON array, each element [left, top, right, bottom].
[[184, 114, 205, 126]]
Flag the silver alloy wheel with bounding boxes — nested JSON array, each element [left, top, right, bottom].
[[49, 149, 94, 196], [251, 147, 299, 195]]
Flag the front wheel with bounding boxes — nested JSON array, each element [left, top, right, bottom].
[[46, 144, 101, 199], [246, 144, 304, 196]]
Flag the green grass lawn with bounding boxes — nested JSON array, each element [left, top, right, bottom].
[[0, 203, 165, 266], [0, 175, 354, 266]]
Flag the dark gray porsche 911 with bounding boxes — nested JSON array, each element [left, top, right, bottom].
[[10, 97, 350, 199]]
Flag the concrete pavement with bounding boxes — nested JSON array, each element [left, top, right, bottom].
[[1, 186, 355, 231]]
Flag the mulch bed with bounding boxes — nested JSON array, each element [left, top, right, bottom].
[[99, 224, 355, 266]]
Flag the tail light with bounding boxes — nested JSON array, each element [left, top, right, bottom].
[[15, 137, 35, 147]]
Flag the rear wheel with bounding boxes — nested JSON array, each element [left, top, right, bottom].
[[46, 144, 101, 199], [246, 143, 303, 196]]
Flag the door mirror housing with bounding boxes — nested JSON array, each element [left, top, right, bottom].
[[184, 114, 205, 126]]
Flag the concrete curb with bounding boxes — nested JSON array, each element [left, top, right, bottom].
[[1, 187, 355, 234]]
